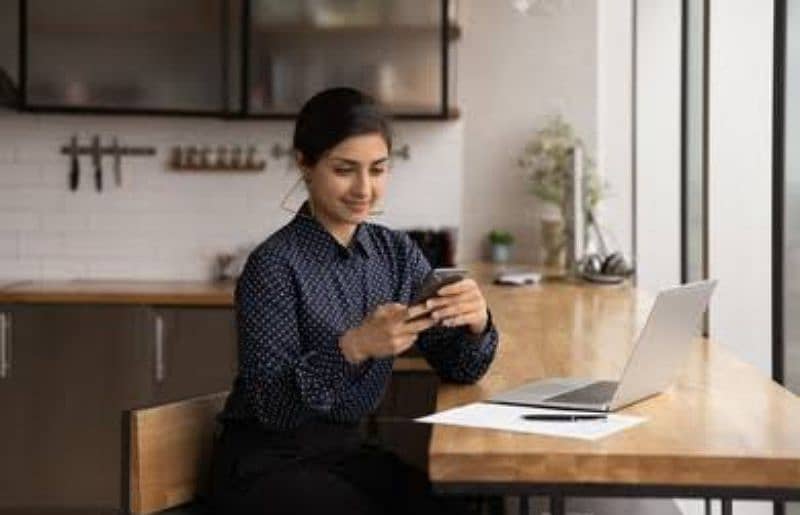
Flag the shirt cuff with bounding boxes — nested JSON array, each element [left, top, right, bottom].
[[464, 308, 495, 345], [295, 347, 354, 412]]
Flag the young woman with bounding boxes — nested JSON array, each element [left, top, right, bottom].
[[211, 87, 499, 515]]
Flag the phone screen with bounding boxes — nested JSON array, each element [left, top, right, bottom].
[[410, 268, 468, 307]]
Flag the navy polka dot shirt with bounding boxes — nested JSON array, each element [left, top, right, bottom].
[[219, 202, 499, 432]]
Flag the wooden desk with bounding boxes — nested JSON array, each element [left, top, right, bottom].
[[430, 263, 800, 513]]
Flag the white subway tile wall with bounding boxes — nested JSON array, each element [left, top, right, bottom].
[[0, 113, 463, 280]]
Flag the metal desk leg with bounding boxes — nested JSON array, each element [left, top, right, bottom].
[[519, 495, 529, 515], [487, 495, 505, 515], [722, 499, 733, 515], [550, 494, 565, 515]]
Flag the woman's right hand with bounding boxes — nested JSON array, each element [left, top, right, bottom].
[[339, 303, 436, 364]]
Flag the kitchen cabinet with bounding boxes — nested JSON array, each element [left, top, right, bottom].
[[0, 295, 436, 511], [18, 0, 457, 118], [24, 0, 231, 114], [246, 0, 456, 117], [0, 304, 152, 512], [0, 304, 237, 512], [147, 306, 237, 404], [0, 0, 19, 105]]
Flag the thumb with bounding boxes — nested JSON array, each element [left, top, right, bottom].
[[373, 303, 407, 319]]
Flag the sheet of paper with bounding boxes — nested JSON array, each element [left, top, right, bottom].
[[415, 402, 645, 441]]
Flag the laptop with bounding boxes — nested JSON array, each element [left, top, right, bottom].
[[488, 279, 717, 412]]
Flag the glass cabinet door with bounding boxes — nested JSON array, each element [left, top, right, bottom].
[[0, 1, 18, 89], [246, 0, 451, 116], [25, 0, 228, 112]]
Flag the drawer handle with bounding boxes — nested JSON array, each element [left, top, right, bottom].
[[0, 313, 11, 379], [154, 315, 165, 383]]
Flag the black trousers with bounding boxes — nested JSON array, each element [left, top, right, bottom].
[[209, 420, 467, 515]]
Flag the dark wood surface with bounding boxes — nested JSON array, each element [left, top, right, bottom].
[[0, 281, 235, 306]]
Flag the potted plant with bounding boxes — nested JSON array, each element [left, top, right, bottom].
[[488, 229, 515, 263], [517, 115, 606, 268]]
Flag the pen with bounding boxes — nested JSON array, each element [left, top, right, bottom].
[[521, 414, 607, 422]]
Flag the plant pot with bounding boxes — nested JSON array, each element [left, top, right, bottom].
[[491, 244, 511, 264], [540, 216, 566, 269]]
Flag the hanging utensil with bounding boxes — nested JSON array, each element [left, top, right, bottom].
[[92, 135, 102, 192], [68, 135, 80, 192], [112, 137, 122, 187]]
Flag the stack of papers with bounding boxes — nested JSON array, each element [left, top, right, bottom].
[[416, 402, 645, 441]]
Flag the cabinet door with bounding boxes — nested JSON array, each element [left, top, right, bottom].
[[0, 304, 151, 511], [247, 0, 452, 115], [148, 307, 237, 404], [25, 0, 228, 113], [0, 1, 18, 90]]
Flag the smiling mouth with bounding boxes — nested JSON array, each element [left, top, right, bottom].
[[344, 201, 370, 210]]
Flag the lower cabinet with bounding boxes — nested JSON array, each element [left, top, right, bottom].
[[0, 302, 436, 512], [147, 306, 238, 405], [0, 304, 153, 512], [0, 303, 238, 514]]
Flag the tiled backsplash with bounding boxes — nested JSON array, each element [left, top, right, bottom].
[[0, 113, 463, 280]]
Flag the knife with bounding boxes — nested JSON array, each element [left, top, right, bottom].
[[68, 135, 80, 192], [112, 137, 122, 187], [92, 135, 102, 192]]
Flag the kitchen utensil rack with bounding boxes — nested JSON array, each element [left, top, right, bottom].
[[168, 145, 266, 172]]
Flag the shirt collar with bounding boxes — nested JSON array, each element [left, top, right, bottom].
[[293, 201, 374, 260]]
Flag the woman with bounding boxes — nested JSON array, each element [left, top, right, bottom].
[[211, 87, 499, 515]]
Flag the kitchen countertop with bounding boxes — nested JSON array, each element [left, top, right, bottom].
[[0, 263, 550, 307], [0, 279, 236, 306], [0, 278, 436, 371]]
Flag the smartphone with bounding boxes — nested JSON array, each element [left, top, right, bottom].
[[410, 268, 468, 307]]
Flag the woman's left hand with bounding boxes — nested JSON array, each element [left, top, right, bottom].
[[425, 278, 489, 335]]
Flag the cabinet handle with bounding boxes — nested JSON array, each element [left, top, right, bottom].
[[154, 314, 165, 383], [0, 313, 11, 379]]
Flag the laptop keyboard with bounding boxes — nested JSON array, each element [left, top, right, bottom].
[[544, 380, 619, 405]]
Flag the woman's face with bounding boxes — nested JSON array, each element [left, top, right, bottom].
[[303, 132, 390, 227]]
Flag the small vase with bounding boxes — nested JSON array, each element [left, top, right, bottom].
[[491, 244, 511, 264], [540, 217, 566, 269]]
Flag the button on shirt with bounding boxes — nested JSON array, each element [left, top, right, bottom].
[[219, 204, 499, 432]]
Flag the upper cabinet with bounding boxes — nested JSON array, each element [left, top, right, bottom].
[[246, 0, 455, 117], [25, 0, 230, 114], [15, 0, 458, 119], [0, 1, 19, 107]]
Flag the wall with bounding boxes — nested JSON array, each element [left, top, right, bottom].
[[786, 0, 800, 395], [0, 113, 463, 280], [707, 1, 774, 511], [458, 0, 598, 263], [708, 0, 774, 377], [596, 0, 634, 261], [1, 0, 610, 280], [634, 0, 683, 293]]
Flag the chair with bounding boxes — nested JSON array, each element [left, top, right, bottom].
[[126, 392, 228, 515]]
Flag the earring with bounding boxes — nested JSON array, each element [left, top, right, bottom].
[[279, 176, 309, 216], [369, 200, 385, 216]]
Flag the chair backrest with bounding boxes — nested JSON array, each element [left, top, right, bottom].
[[127, 392, 228, 515]]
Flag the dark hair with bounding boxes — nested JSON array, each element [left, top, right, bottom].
[[293, 87, 393, 167]]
